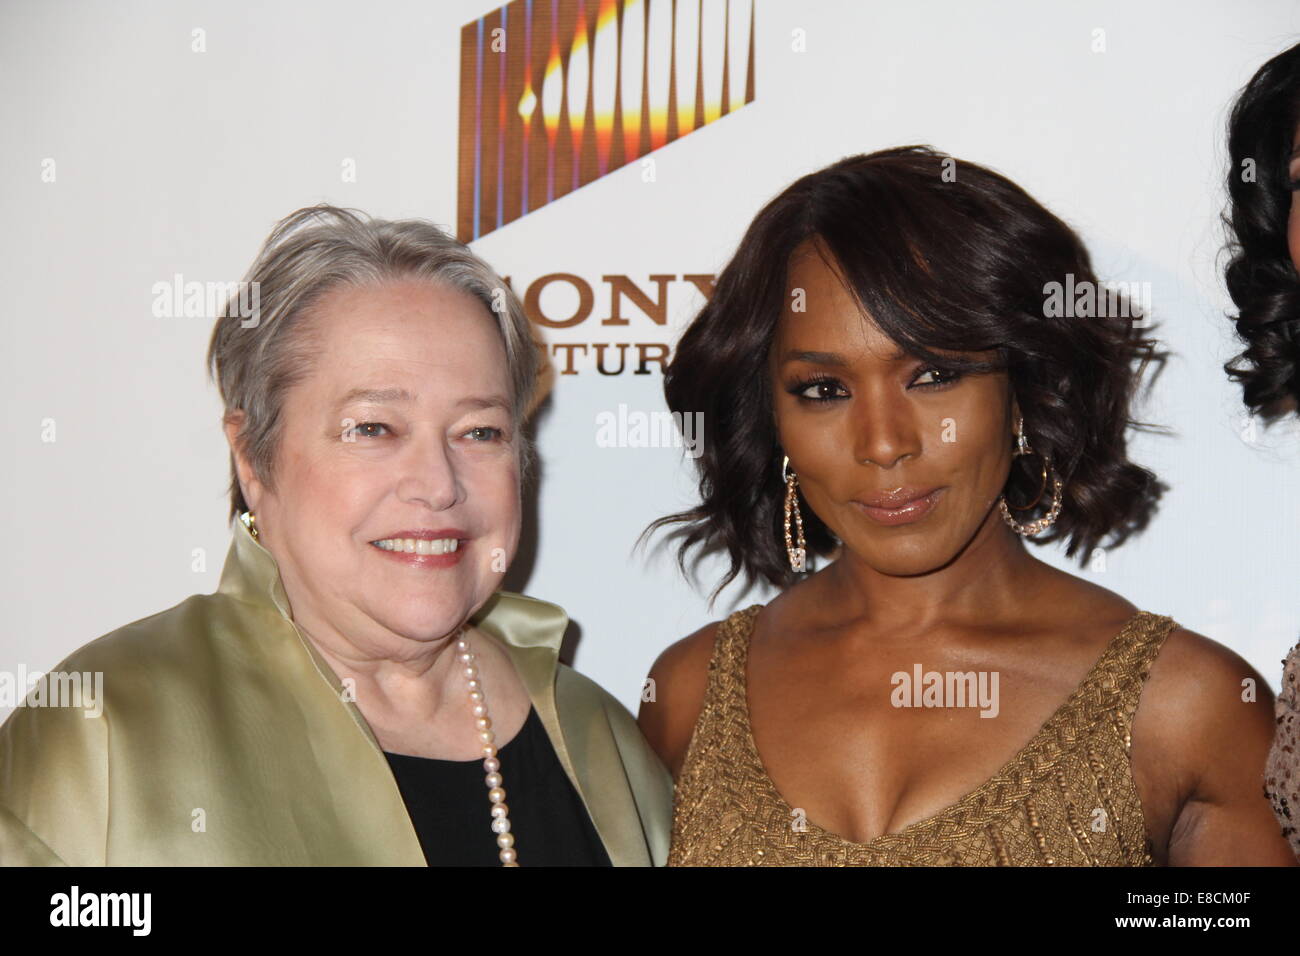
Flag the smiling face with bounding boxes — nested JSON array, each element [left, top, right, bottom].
[[228, 278, 521, 650], [770, 239, 1019, 577]]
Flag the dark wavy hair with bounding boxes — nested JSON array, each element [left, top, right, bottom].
[[1223, 40, 1300, 422], [645, 146, 1165, 599]]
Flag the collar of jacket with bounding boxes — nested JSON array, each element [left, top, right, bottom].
[[216, 519, 649, 866]]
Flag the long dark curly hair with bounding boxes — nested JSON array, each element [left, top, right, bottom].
[[1223, 40, 1300, 422], [645, 146, 1166, 599]]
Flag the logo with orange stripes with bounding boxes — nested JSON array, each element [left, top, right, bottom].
[[458, 0, 757, 242]]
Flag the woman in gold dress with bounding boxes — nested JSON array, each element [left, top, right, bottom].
[[639, 147, 1298, 866]]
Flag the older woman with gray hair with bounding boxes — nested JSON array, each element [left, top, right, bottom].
[[0, 205, 672, 865]]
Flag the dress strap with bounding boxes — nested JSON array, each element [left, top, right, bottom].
[[698, 606, 763, 716], [674, 604, 763, 775], [1081, 612, 1178, 756]]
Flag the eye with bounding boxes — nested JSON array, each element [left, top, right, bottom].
[[347, 422, 390, 439], [789, 376, 849, 403], [911, 366, 963, 389], [465, 425, 504, 442]]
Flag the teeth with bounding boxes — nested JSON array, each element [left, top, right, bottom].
[[372, 538, 460, 555]]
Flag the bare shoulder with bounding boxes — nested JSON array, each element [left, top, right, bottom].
[[1138, 625, 1274, 742], [636, 619, 723, 780]]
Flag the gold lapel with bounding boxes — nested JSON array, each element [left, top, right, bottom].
[[219, 522, 424, 863]]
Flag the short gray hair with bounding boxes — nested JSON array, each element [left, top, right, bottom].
[[207, 204, 540, 524]]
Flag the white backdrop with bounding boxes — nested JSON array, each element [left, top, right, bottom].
[[3, 0, 1299, 723]]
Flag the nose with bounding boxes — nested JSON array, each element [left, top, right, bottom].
[[395, 426, 462, 511], [850, 383, 923, 469]]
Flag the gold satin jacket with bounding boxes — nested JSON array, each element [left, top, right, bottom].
[[0, 522, 672, 865]]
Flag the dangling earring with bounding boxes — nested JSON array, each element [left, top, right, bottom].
[[240, 511, 259, 540], [997, 418, 1063, 537], [782, 455, 807, 572]]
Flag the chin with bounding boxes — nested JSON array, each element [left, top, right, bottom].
[[381, 593, 480, 640], [387, 613, 471, 644], [853, 539, 956, 577]]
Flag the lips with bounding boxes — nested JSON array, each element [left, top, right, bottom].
[[855, 487, 940, 509], [852, 487, 944, 526]]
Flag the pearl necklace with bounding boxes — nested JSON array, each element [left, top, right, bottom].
[[456, 630, 518, 866]]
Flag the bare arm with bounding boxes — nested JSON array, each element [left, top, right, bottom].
[[636, 622, 718, 780], [1135, 627, 1299, 866]]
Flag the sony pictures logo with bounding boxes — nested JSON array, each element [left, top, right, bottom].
[[458, 0, 757, 242]]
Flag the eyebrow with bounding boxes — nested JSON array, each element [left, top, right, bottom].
[[457, 395, 513, 413], [779, 347, 909, 367], [334, 387, 512, 413], [334, 387, 415, 410]]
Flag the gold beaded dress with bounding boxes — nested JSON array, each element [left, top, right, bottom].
[[668, 606, 1178, 866]]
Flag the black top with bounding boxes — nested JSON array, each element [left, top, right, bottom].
[[383, 706, 612, 866]]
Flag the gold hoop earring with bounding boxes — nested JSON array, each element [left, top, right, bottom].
[[782, 455, 807, 572], [997, 424, 1063, 537], [240, 511, 259, 540], [1005, 428, 1047, 512]]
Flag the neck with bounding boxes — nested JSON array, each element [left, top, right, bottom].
[[292, 610, 471, 726]]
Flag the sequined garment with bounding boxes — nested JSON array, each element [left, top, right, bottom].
[[669, 606, 1178, 866], [1264, 640, 1299, 859]]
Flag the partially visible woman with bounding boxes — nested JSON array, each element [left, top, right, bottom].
[[0, 205, 671, 865], [1222, 39, 1300, 861], [640, 148, 1297, 866]]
